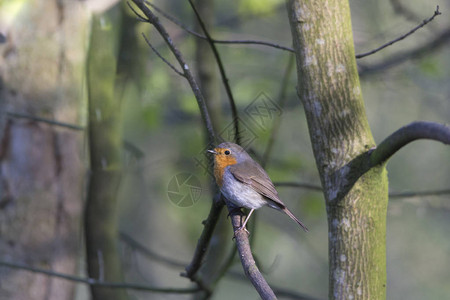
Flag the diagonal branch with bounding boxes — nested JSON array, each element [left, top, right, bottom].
[[369, 121, 450, 167], [144, 0, 295, 53], [181, 195, 224, 278], [130, 0, 222, 285], [141, 33, 185, 76], [120, 232, 185, 269], [227, 206, 277, 300], [130, 0, 215, 145], [359, 26, 450, 76], [6, 111, 84, 131], [389, 189, 450, 199], [187, 0, 240, 144], [356, 6, 441, 59]]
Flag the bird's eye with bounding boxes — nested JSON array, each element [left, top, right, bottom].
[[224, 150, 230, 155]]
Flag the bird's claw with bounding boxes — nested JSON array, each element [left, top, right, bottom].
[[232, 225, 250, 240]]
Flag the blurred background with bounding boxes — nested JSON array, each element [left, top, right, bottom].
[[0, 0, 449, 299]]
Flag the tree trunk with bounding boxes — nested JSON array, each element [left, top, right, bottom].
[[286, 1, 388, 299], [85, 5, 129, 300], [0, 1, 88, 299]]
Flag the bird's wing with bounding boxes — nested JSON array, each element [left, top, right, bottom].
[[229, 161, 285, 208]]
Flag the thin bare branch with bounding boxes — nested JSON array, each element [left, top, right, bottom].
[[213, 39, 294, 52], [188, 0, 240, 144], [6, 111, 84, 131], [227, 206, 277, 300], [370, 121, 450, 167], [359, 27, 450, 76], [120, 232, 185, 268], [389, 189, 450, 199], [145, 0, 294, 53], [141, 33, 185, 76], [126, 1, 149, 22], [262, 54, 295, 167], [130, 0, 215, 145], [356, 6, 441, 59], [275, 180, 450, 200], [130, 0, 221, 284], [0, 260, 199, 294], [181, 196, 224, 278], [121, 231, 323, 300]]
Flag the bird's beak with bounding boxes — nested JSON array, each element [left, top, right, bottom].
[[207, 149, 217, 154]]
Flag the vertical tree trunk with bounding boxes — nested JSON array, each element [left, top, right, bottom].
[[286, 1, 388, 299], [85, 5, 129, 300], [0, 1, 88, 299]]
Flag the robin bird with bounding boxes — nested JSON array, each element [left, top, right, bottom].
[[208, 142, 308, 232]]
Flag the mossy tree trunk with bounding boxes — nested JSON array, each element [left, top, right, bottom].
[[286, 1, 388, 299], [85, 5, 129, 300]]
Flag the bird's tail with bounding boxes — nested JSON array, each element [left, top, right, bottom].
[[283, 208, 308, 232]]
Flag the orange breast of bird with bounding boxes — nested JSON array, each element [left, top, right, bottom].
[[212, 149, 237, 187]]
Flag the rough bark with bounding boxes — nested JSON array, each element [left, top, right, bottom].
[[0, 1, 88, 299], [286, 1, 388, 299]]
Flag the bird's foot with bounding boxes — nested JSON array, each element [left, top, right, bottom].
[[232, 226, 250, 240]]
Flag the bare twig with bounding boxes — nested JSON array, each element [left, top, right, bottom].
[[144, 0, 295, 53], [6, 111, 84, 131], [126, 1, 149, 22], [356, 6, 441, 59], [0, 260, 199, 293], [359, 27, 450, 76], [188, 0, 240, 144], [130, 0, 215, 145], [120, 232, 185, 268], [262, 54, 295, 167], [389, 189, 450, 199], [130, 0, 221, 285], [181, 196, 224, 278], [369, 121, 450, 167], [141, 33, 185, 76], [275, 180, 450, 200], [212, 39, 294, 52], [120, 233, 323, 300], [227, 205, 277, 300]]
